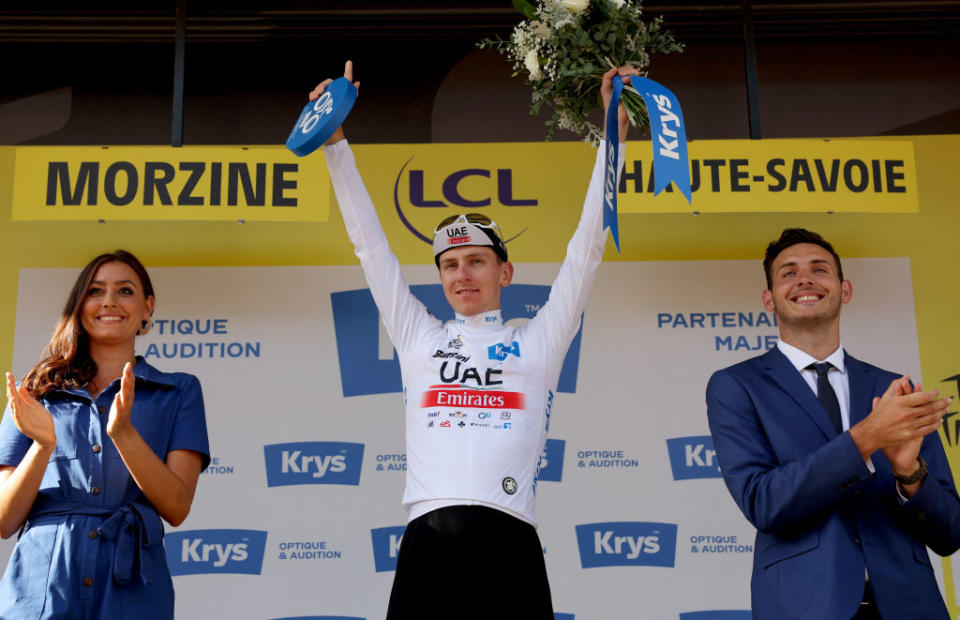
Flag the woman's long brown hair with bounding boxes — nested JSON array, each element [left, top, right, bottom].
[[21, 250, 154, 398]]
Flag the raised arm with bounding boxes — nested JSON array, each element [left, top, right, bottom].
[[107, 363, 203, 527], [527, 66, 635, 356], [0, 373, 56, 538], [317, 61, 438, 353]]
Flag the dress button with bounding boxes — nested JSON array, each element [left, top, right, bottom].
[[92, 444, 101, 454], [91, 486, 101, 496], [89, 530, 98, 539], [83, 577, 93, 587], [98, 405, 107, 414]]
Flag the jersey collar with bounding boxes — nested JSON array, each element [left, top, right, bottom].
[[454, 309, 502, 330]]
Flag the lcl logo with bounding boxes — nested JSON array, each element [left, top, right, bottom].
[[393, 158, 538, 243]]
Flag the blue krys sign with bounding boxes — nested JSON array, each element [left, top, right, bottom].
[[331, 284, 584, 397], [575, 522, 678, 568], [370, 526, 406, 573], [264, 441, 365, 487], [666, 435, 722, 480], [679, 612, 751, 620], [537, 438, 566, 483], [286, 77, 357, 157], [166, 529, 267, 576]]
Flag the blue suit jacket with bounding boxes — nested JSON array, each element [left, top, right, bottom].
[[707, 348, 960, 620]]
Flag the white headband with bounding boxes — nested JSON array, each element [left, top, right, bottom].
[[433, 222, 496, 258]]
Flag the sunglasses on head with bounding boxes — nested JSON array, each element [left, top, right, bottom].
[[434, 213, 504, 241]]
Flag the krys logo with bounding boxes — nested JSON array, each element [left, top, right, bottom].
[[537, 438, 566, 483], [489, 341, 521, 361], [331, 284, 584, 397], [575, 522, 678, 568], [370, 525, 406, 572], [666, 435, 721, 480], [166, 529, 267, 576], [264, 442, 364, 487], [393, 158, 537, 244]]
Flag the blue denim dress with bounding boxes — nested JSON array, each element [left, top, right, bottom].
[[0, 358, 210, 619]]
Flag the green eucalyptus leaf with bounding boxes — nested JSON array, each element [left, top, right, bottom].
[[511, 0, 537, 20]]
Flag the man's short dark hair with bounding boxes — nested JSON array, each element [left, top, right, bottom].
[[763, 228, 843, 289]]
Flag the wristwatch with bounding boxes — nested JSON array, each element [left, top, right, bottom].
[[893, 456, 928, 485]]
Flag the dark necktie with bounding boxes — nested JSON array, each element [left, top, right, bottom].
[[810, 362, 843, 433]]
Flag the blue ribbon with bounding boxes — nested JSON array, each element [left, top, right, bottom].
[[603, 76, 625, 252], [631, 76, 692, 203], [603, 75, 692, 252]]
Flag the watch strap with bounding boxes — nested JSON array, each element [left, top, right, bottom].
[[893, 456, 928, 485]]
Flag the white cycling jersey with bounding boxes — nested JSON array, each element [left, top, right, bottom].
[[324, 139, 621, 526]]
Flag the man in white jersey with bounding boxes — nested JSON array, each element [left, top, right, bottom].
[[311, 61, 634, 619]]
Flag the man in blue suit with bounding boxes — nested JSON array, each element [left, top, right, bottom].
[[707, 228, 959, 619]]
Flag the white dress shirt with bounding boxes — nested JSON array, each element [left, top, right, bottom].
[[777, 339, 877, 475]]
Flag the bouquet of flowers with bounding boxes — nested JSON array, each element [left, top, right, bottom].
[[479, 0, 683, 142]]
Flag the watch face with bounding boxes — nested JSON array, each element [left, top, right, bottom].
[[502, 476, 518, 495]]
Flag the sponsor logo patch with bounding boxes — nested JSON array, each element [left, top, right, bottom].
[[488, 341, 521, 361], [421, 386, 524, 409]]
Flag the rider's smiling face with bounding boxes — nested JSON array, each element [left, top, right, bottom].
[[437, 246, 513, 316]]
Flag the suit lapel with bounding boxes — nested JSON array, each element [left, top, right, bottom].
[[844, 351, 877, 426], [761, 347, 839, 440]]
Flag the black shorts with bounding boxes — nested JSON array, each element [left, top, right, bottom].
[[386, 505, 553, 620]]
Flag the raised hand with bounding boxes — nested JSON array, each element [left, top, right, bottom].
[[4, 372, 55, 450], [106, 362, 136, 439], [601, 65, 639, 142], [310, 60, 360, 146]]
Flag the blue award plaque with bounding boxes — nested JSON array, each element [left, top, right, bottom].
[[285, 77, 357, 157]]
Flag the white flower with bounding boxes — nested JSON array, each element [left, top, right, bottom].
[[524, 49, 543, 80], [560, 0, 589, 12], [531, 20, 551, 38]]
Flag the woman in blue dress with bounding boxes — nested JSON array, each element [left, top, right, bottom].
[[0, 250, 210, 619]]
